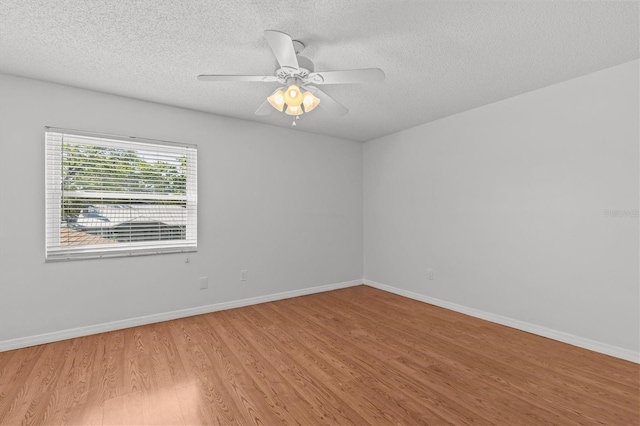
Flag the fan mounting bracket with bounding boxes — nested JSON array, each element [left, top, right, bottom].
[[292, 40, 305, 54]]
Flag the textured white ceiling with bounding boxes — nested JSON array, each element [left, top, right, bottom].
[[0, 1, 638, 142]]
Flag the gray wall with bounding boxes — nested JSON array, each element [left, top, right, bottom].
[[0, 74, 363, 343], [363, 60, 639, 353], [2, 60, 638, 358]]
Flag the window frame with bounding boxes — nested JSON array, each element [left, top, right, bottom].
[[45, 127, 197, 262]]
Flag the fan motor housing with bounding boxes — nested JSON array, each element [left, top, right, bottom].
[[275, 55, 314, 82]]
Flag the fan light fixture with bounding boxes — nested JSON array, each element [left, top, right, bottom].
[[267, 84, 320, 115]]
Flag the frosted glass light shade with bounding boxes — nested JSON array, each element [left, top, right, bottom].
[[285, 105, 304, 116], [283, 84, 303, 107], [267, 90, 285, 111], [302, 91, 320, 112]]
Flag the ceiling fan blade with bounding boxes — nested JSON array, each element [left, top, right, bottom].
[[264, 30, 299, 71], [304, 86, 348, 116], [254, 99, 274, 115], [198, 75, 279, 82], [306, 68, 385, 85]]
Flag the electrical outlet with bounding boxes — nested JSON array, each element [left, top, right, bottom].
[[427, 268, 435, 280], [240, 270, 248, 281], [199, 277, 208, 289]]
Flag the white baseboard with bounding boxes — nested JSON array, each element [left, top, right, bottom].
[[4, 278, 637, 364], [0, 279, 362, 352], [363, 279, 639, 364]]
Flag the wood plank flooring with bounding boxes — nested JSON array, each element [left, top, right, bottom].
[[0, 285, 638, 425]]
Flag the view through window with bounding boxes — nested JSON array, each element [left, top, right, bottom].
[[45, 128, 197, 261]]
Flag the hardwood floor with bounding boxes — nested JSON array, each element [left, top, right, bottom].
[[1, 285, 638, 425]]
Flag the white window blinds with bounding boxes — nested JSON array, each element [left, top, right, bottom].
[[45, 127, 197, 261]]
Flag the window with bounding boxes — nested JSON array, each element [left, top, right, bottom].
[[45, 127, 197, 261]]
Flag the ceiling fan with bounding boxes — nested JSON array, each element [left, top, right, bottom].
[[198, 30, 385, 123]]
